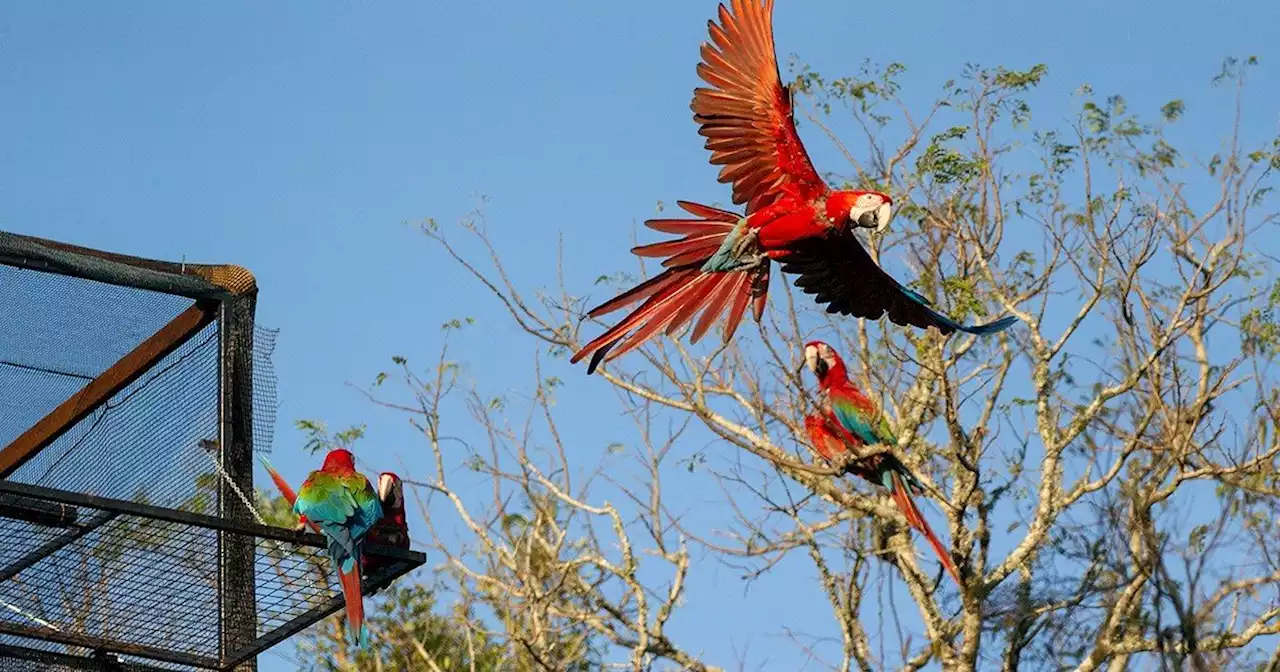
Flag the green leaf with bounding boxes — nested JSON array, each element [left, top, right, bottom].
[[1161, 99, 1185, 122]]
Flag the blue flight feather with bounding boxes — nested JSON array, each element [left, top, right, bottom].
[[897, 286, 1019, 335]]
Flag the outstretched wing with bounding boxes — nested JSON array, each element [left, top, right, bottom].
[[692, 0, 827, 212], [776, 228, 1018, 336]]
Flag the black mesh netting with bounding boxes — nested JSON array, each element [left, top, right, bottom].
[[0, 482, 419, 671], [0, 259, 421, 670], [0, 264, 280, 506], [0, 645, 180, 672]]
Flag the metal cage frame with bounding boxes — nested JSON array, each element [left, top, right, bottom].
[[0, 231, 425, 670]]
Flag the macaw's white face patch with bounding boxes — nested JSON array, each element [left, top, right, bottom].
[[850, 193, 892, 233]]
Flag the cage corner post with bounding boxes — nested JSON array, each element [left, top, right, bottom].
[[218, 292, 260, 672]]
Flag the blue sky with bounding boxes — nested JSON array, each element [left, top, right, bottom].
[[2, 1, 1279, 669]]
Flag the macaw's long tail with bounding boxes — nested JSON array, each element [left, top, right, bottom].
[[571, 201, 770, 374], [886, 471, 962, 586], [335, 549, 370, 648]]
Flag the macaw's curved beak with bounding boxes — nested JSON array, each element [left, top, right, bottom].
[[854, 203, 892, 234], [874, 203, 892, 233], [803, 349, 827, 379], [377, 474, 395, 503]]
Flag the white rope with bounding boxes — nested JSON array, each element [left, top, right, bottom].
[[200, 438, 267, 526], [0, 598, 61, 631], [201, 439, 328, 603]]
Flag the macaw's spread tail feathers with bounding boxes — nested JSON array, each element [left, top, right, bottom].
[[336, 549, 369, 648], [573, 202, 769, 374], [887, 471, 962, 586], [673, 200, 741, 221], [634, 202, 740, 268], [586, 267, 693, 319]]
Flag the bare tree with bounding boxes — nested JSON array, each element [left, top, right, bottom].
[[307, 56, 1280, 671]]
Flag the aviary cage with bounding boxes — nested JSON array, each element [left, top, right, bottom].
[[0, 232, 424, 671]]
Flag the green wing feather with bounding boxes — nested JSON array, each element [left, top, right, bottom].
[[827, 389, 894, 446]]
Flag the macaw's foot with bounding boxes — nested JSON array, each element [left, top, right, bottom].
[[702, 220, 763, 273], [730, 225, 759, 259], [833, 452, 859, 472], [738, 253, 769, 271]]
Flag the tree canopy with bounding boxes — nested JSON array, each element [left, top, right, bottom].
[[293, 56, 1280, 671]]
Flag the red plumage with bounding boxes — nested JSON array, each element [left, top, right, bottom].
[[803, 342, 962, 586], [365, 472, 410, 578], [573, 1, 1014, 374], [569, 1, 897, 374]]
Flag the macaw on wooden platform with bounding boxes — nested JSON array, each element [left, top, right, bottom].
[[803, 341, 961, 585], [571, 0, 1016, 374], [294, 449, 384, 648]]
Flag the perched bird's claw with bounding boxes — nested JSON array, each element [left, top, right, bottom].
[[833, 451, 859, 473], [739, 253, 769, 271]]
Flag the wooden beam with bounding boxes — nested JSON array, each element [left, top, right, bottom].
[[0, 300, 218, 479]]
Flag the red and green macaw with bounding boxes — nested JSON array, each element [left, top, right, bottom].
[[293, 449, 384, 648], [803, 341, 961, 585], [261, 458, 410, 579], [571, 0, 1016, 374]]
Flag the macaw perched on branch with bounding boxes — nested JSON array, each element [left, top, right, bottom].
[[364, 472, 410, 577], [294, 449, 384, 648], [803, 341, 961, 585], [571, 0, 1016, 374]]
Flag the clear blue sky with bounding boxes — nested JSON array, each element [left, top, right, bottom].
[[2, 1, 1278, 669]]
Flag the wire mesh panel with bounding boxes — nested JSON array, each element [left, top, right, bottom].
[[0, 645, 182, 672], [0, 233, 423, 670], [0, 481, 422, 671]]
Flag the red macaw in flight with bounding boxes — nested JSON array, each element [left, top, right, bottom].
[[803, 341, 962, 585], [571, 0, 1015, 374]]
